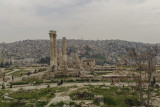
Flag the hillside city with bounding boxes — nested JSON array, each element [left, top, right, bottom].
[[0, 39, 156, 67], [1, 0, 160, 107], [0, 34, 160, 107]]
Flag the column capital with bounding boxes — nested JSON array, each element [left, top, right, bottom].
[[49, 30, 56, 34], [49, 30, 56, 37], [62, 37, 66, 40], [53, 34, 57, 38]]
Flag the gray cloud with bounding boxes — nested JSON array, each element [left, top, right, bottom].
[[0, 0, 160, 43]]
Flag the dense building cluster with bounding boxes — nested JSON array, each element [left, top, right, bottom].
[[0, 38, 155, 67]]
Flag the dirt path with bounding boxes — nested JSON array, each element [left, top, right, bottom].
[[6, 69, 20, 75], [45, 88, 78, 107], [0, 69, 20, 84], [9, 82, 133, 92], [10, 82, 102, 91], [4, 70, 48, 84], [45, 93, 72, 107]]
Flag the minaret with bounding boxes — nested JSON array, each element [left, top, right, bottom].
[[62, 37, 67, 68], [49, 30, 57, 70]]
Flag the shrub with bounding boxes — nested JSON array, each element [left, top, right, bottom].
[[8, 88, 55, 100], [35, 101, 48, 107], [12, 81, 28, 85], [124, 98, 139, 106], [104, 97, 117, 105], [0, 101, 27, 107], [50, 102, 65, 107]]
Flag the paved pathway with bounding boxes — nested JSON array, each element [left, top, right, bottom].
[[0, 69, 20, 84], [9, 82, 133, 92], [6, 69, 20, 75]]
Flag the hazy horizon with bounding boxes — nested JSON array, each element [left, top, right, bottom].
[[0, 0, 160, 43], [0, 38, 158, 45]]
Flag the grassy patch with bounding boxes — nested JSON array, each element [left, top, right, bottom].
[[0, 90, 10, 100], [12, 81, 28, 85], [70, 85, 139, 107], [8, 88, 55, 101], [1, 86, 76, 107], [5, 68, 14, 72], [0, 102, 27, 107], [50, 102, 65, 107], [119, 65, 134, 69], [50, 101, 79, 107], [95, 72, 108, 75], [156, 66, 160, 70], [12, 78, 43, 85], [35, 101, 48, 107], [70, 91, 94, 100], [11, 69, 28, 77], [65, 79, 101, 83], [124, 97, 139, 106]]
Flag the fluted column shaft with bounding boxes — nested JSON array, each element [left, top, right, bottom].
[[49, 30, 57, 68], [62, 37, 67, 68], [53, 34, 57, 66], [49, 33, 54, 66]]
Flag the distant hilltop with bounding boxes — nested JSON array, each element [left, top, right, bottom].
[[0, 39, 159, 65]]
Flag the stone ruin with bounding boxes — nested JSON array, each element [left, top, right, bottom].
[[45, 30, 95, 79], [93, 95, 104, 106], [74, 91, 94, 99]]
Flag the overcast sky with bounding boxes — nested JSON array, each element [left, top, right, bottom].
[[0, 0, 160, 43]]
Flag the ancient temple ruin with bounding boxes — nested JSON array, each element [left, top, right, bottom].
[[49, 30, 68, 71], [48, 30, 97, 77], [46, 30, 119, 79]]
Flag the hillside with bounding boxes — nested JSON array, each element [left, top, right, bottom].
[[0, 39, 155, 65]]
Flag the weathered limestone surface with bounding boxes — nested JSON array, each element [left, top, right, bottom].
[[49, 30, 57, 71], [58, 49, 62, 68], [67, 57, 74, 68], [62, 37, 67, 68], [48, 30, 86, 77], [93, 95, 104, 104], [49, 30, 55, 66], [75, 54, 81, 68], [53, 34, 57, 67]]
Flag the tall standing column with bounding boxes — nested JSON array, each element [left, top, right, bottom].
[[53, 34, 57, 67], [49, 30, 57, 69], [75, 54, 80, 68], [49, 30, 54, 66], [58, 49, 62, 68], [62, 37, 67, 68]]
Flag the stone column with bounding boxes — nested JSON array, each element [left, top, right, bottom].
[[53, 34, 57, 67], [0, 47, 2, 63], [75, 54, 80, 68], [49, 30, 55, 66], [68, 57, 73, 68], [58, 49, 62, 68], [62, 37, 67, 68], [49, 30, 57, 69]]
